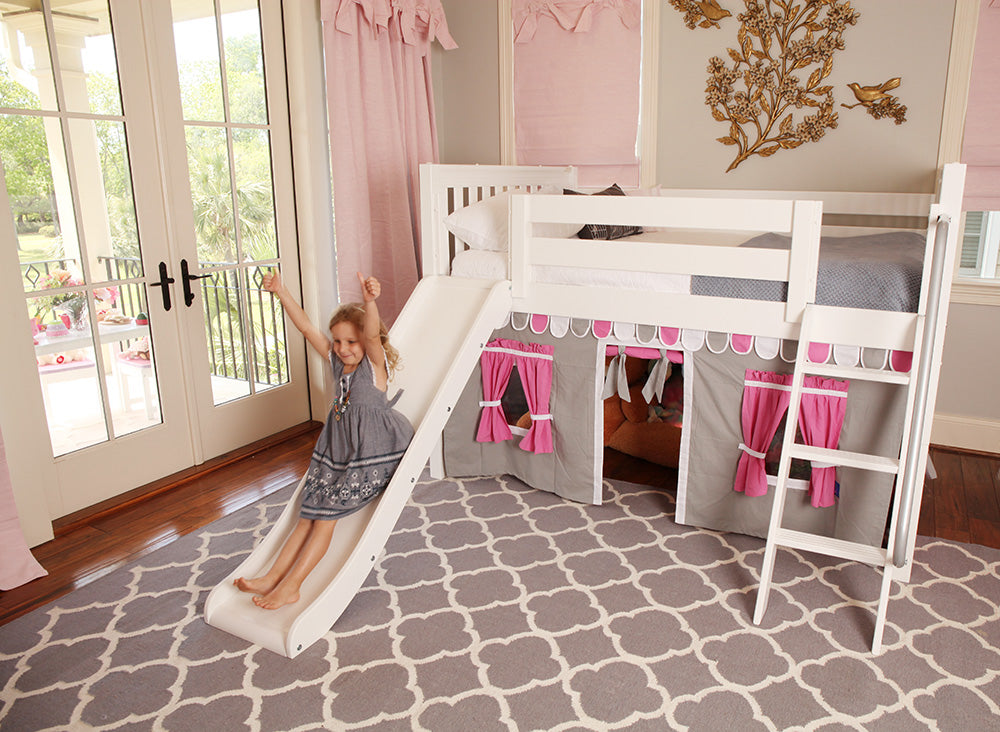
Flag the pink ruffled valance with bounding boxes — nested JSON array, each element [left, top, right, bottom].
[[513, 0, 641, 43], [322, 0, 457, 51]]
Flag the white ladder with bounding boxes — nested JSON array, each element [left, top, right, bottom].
[[751, 304, 924, 654]]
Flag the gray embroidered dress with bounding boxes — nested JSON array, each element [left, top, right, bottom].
[[300, 354, 413, 521]]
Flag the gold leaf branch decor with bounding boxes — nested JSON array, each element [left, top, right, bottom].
[[670, 1, 908, 172], [703, 0, 860, 171]]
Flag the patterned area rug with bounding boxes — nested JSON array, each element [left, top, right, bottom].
[[2, 474, 999, 731]]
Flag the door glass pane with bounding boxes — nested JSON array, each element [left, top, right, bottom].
[[220, 1, 266, 125], [186, 125, 235, 265], [0, 11, 56, 111], [248, 264, 286, 391], [106, 289, 162, 438], [68, 117, 142, 282], [30, 289, 106, 455], [51, 1, 123, 116], [2, 113, 75, 294], [172, 0, 225, 123], [200, 268, 251, 402], [233, 127, 275, 261]]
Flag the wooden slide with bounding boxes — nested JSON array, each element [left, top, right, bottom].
[[204, 276, 511, 657]]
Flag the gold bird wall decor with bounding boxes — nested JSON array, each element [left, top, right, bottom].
[[666, 0, 909, 171], [669, 0, 732, 29], [842, 78, 908, 124]]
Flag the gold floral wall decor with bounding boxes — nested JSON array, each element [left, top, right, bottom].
[[669, 0, 907, 172]]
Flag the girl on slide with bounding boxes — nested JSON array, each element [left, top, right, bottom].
[[235, 271, 413, 609]]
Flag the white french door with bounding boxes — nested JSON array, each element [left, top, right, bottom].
[[0, 0, 310, 522]]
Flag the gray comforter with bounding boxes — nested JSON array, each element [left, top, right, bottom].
[[690, 231, 925, 312]]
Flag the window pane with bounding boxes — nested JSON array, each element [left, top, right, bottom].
[[172, 0, 225, 123], [51, 2, 123, 116], [959, 211, 1000, 280], [0, 15, 56, 111], [186, 125, 236, 265], [221, 1, 266, 125], [233, 127, 276, 261]]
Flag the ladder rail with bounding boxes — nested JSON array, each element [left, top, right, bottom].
[[893, 215, 950, 568], [753, 305, 817, 625]]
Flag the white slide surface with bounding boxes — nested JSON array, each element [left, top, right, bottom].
[[204, 276, 511, 657]]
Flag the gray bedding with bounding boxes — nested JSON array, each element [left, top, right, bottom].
[[690, 231, 925, 312]]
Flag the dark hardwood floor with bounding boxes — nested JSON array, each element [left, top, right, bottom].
[[3, 431, 998, 626]]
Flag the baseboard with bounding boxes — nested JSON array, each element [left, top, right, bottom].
[[931, 413, 1000, 454]]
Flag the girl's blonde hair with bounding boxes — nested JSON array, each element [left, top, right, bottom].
[[329, 302, 401, 378]]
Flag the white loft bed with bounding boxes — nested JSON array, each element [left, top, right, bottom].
[[420, 162, 965, 651]]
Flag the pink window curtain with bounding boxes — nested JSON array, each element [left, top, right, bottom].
[[734, 370, 793, 497], [961, 1, 1000, 210], [476, 339, 518, 443], [798, 376, 849, 508], [322, 0, 456, 323], [0, 426, 46, 590], [512, 0, 642, 188], [515, 342, 556, 454]]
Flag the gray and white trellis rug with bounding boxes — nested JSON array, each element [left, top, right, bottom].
[[2, 472, 999, 731]]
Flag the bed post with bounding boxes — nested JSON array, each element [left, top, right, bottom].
[[783, 199, 823, 324], [419, 163, 448, 277]]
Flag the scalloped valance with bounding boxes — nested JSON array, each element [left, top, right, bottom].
[[501, 312, 914, 372], [321, 0, 457, 51], [513, 0, 641, 43]]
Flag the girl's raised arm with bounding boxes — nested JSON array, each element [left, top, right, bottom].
[[263, 270, 330, 357], [357, 272, 388, 390]]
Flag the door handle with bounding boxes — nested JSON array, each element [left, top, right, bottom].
[[180, 258, 209, 307], [149, 261, 175, 311]]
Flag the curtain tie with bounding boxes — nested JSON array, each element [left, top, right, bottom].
[[529, 413, 552, 421], [641, 349, 669, 403], [602, 346, 630, 402], [479, 400, 502, 407], [738, 443, 767, 459]]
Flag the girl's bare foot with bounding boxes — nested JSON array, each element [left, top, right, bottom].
[[252, 586, 300, 610], [234, 576, 276, 595]]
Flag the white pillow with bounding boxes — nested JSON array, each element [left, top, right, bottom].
[[442, 190, 580, 251]]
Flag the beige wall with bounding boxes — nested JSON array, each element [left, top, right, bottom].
[[433, 0, 999, 451]]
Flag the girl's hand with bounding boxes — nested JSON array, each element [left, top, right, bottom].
[[357, 272, 380, 303], [262, 269, 283, 294]]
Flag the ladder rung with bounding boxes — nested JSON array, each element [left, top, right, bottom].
[[787, 444, 899, 473], [801, 361, 911, 385], [772, 527, 888, 566]]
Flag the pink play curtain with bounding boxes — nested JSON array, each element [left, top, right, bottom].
[[512, 0, 642, 188], [476, 338, 556, 454], [515, 342, 555, 453], [0, 426, 46, 590], [321, 0, 456, 322], [476, 339, 518, 443], [961, 0, 1000, 210], [799, 376, 849, 508], [734, 370, 793, 498]]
